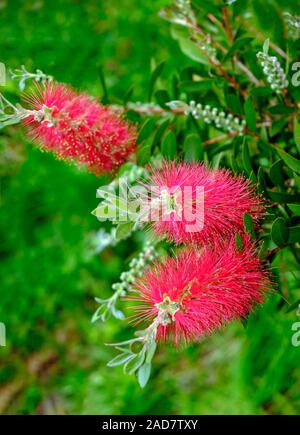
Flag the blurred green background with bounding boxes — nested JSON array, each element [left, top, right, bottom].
[[0, 0, 299, 415]]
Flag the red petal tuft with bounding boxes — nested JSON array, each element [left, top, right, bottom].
[[23, 82, 137, 175], [143, 161, 265, 245], [130, 236, 271, 346]]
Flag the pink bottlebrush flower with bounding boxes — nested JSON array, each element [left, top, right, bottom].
[[143, 161, 265, 245], [22, 82, 137, 174], [130, 236, 271, 346]]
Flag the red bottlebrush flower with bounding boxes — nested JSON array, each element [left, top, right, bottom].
[[143, 161, 264, 245], [23, 82, 137, 174], [131, 237, 271, 346]]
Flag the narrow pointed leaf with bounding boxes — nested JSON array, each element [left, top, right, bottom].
[[294, 116, 300, 154], [107, 353, 135, 368], [271, 217, 289, 246], [137, 362, 151, 388], [277, 148, 300, 174], [148, 61, 165, 101]]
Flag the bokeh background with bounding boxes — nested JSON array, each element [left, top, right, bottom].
[[0, 0, 299, 415]]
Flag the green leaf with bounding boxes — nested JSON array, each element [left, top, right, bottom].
[[137, 118, 157, 144], [224, 87, 242, 113], [257, 166, 266, 192], [286, 299, 300, 313], [249, 170, 257, 184], [270, 118, 288, 138], [235, 233, 244, 252], [179, 79, 213, 93], [260, 126, 268, 143], [242, 139, 253, 175], [276, 148, 300, 174], [244, 212, 256, 238], [0, 116, 22, 128], [270, 160, 285, 187], [98, 66, 108, 103], [295, 173, 300, 189], [250, 87, 272, 97], [106, 338, 140, 347], [241, 318, 248, 329], [155, 89, 170, 108], [183, 133, 202, 162], [107, 353, 135, 368], [152, 119, 170, 149], [258, 239, 268, 260], [137, 362, 151, 388], [124, 109, 140, 123], [137, 139, 152, 165], [124, 350, 146, 375], [288, 226, 300, 244], [111, 306, 125, 320], [223, 37, 253, 63], [287, 204, 300, 216], [177, 37, 209, 65], [146, 340, 157, 364], [269, 105, 294, 115], [271, 217, 289, 247], [263, 38, 269, 54], [212, 152, 224, 169], [148, 60, 165, 101], [244, 96, 257, 132], [161, 130, 177, 160], [91, 303, 109, 323], [179, 41, 207, 64], [136, 118, 157, 165], [123, 85, 134, 106], [115, 221, 135, 241], [193, 1, 219, 15], [267, 191, 300, 203], [294, 116, 300, 154], [114, 346, 134, 354], [291, 246, 300, 265], [253, 1, 284, 37]]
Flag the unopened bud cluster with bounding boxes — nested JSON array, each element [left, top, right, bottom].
[[186, 101, 246, 134], [159, 0, 196, 27], [176, 0, 194, 21], [284, 12, 300, 39], [160, 0, 218, 64], [112, 241, 158, 295], [193, 34, 218, 63], [257, 51, 288, 93], [9, 65, 53, 91]]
